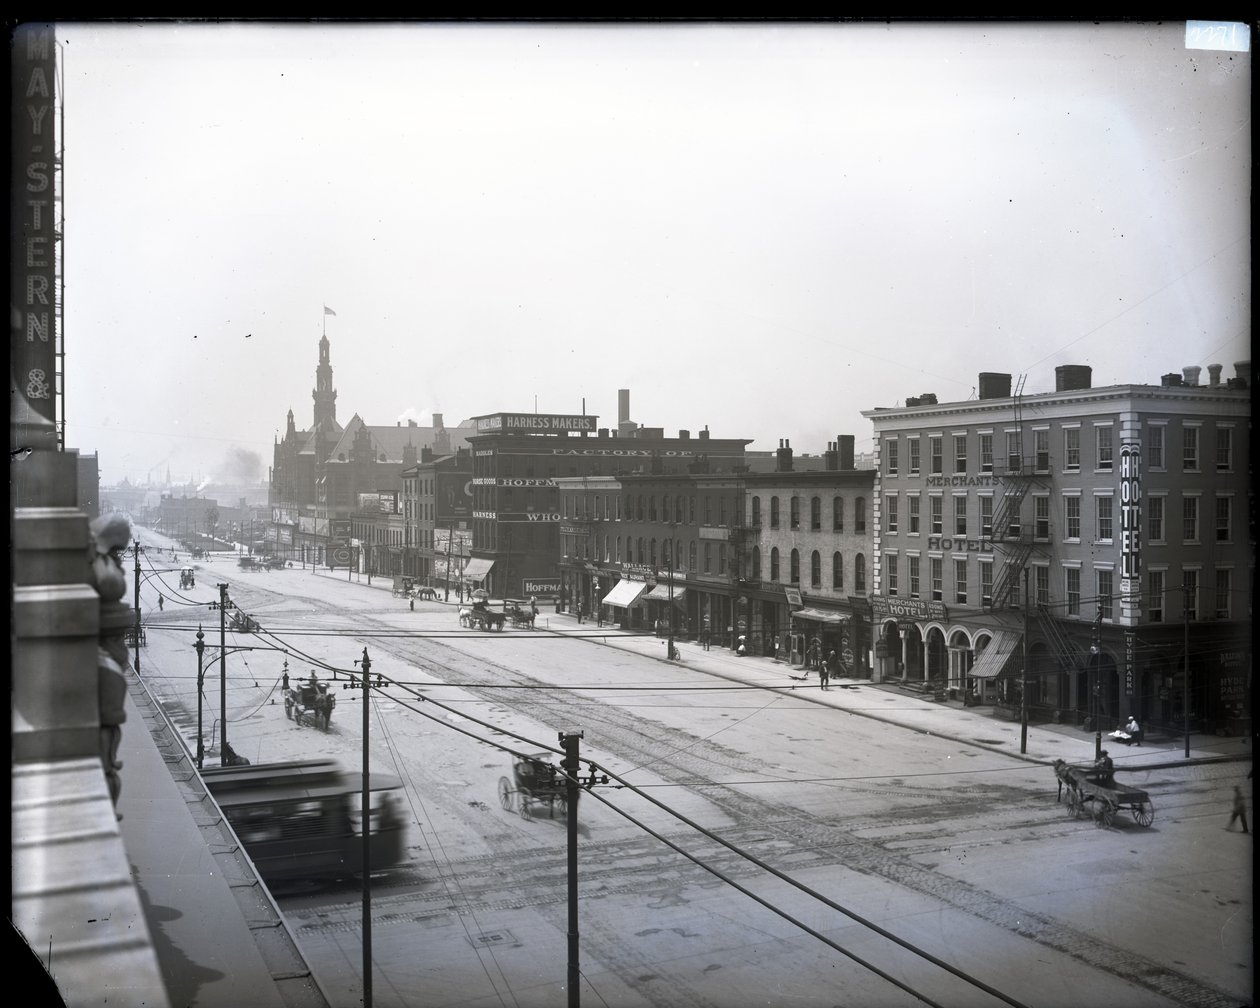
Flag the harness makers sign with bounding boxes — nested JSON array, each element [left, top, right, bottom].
[[474, 413, 598, 434]]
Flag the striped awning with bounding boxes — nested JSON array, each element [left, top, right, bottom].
[[461, 558, 495, 581], [970, 630, 1022, 679], [791, 607, 849, 624], [644, 584, 686, 604], [602, 579, 649, 609]]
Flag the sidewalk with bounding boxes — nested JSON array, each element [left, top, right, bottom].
[[535, 611, 1252, 773]]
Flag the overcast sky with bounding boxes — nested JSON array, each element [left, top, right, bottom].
[[54, 20, 1250, 485]]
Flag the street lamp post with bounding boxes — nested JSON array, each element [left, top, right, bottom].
[[218, 582, 229, 765], [194, 626, 205, 768], [1182, 578, 1193, 758]]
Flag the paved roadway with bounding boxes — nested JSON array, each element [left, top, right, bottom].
[[129, 534, 1253, 1008]]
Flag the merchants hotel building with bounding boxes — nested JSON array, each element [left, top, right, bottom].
[[862, 362, 1252, 736]]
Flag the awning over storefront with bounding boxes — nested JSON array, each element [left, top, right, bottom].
[[791, 607, 849, 625], [644, 584, 687, 604], [602, 579, 649, 609], [461, 558, 495, 581], [969, 629, 1022, 679]]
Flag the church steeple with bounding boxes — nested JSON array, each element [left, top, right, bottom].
[[312, 334, 338, 430]]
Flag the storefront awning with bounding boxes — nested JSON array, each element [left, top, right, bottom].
[[970, 629, 1022, 679], [461, 558, 495, 581], [602, 579, 649, 609], [644, 584, 686, 604], [791, 607, 849, 625]]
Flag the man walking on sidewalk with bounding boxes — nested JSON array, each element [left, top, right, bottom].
[[1227, 785, 1249, 833]]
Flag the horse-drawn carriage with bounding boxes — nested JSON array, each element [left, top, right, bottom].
[[179, 566, 196, 590], [505, 599, 537, 629], [498, 752, 571, 818], [190, 548, 207, 560], [283, 676, 336, 731], [1053, 760, 1154, 829], [460, 602, 506, 631]]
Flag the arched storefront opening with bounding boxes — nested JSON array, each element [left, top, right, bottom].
[[925, 627, 947, 684]]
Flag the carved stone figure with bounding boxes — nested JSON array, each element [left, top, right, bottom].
[[88, 513, 133, 806]]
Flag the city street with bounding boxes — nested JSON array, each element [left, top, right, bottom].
[[130, 535, 1252, 1008]]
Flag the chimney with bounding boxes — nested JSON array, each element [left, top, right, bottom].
[[433, 413, 444, 429], [919, 393, 938, 405], [837, 434, 855, 471], [905, 397, 921, 407], [1207, 363, 1223, 386], [1161, 372, 1183, 387], [408, 418, 418, 427], [978, 372, 1012, 400], [699, 426, 710, 440], [1235, 361, 1251, 383], [679, 429, 690, 439], [1182, 365, 1202, 387], [824, 441, 839, 471], [1055, 365, 1093, 391], [775, 439, 794, 473]]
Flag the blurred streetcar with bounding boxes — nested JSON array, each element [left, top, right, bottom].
[[202, 759, 406, 884]]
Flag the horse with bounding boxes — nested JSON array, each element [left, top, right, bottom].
[[458, 607, 473, 627], [1052, 759, 1074, 802]]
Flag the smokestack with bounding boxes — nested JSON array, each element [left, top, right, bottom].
[[837, 434, 855, 471], [618, 389, 630, 425], [1182, 365, 1201, 387], [1207, 364, 1223, 387], [978, 373, 1012, 400], [1235, 361, 1251, 382], [824, 441, 839, 471], [775, 439, 794, 473], [1055, 365, 1093, 391], [433, 413, 444, 429]]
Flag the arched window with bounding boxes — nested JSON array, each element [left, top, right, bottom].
[[770, 496, 781, 529], [832, 552, 843, 590], [689, 541, 697, 570], [833, 497, 844, 532], [790, 496, 801, 529], [770, 547, 780, 582], [810, 497, 821, 530], [856, 497, 867, 534], [810, 550, 822, 587], [751, 496, 762, 526], [649, 538, 657, 567], [676, 495, 685, 523], [649, 496, 658, 522], [637, 496, 645, 521], [637, 537, 645, 563], [752, 547, 762, 579], [855, 553, 866, 592], [790, 549, 800, 584], [663, 538, 672, 568]]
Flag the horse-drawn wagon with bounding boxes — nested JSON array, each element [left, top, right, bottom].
[[283, 675, 336, 731], [505, 599, 537, 629], [460, 602, 506, 631], [179, 566, 196, 589], [1053, 760, 1154, 829], [498, 753, 571, 818]]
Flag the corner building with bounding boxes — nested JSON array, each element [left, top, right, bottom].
[[863, 362, 1252, 737]]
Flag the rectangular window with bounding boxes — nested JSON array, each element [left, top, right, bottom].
[[1215, 427, 1232, 471], [1035, 429, 1050, 472], [930, 496, 943, 535], [954, 558, 967, 604], [718, 544, 727, 576], [1096, 426, 1114, 471], [1182, 571, 1199, 621], [1183, 496, 1199, 542], [1096, 496, 1113, 542], [1035, 565, 1050, 607], [1006, 494, 1021, 538], [1034, 496, 1050, 539], [885, 494, 899, 534], [1148, 570, 1164, 623], [1066, 568, 1081, 616], [1064, 428, 1081, 471], [886, 555, 898, 595], [930, 557, 943, 602], [980, 434, 994, 473], [980, 495, 994, 538], [1148, 496, 1165, 542], [1215, 570, 1231, 619], [1097, 570, 1113, 621], [980, 561, 993, 606], [930, 437, 943, 475], [789, 496, 800, 530], [886, 438, 899, 476], [1215, 496, 1231, 542], [954, 434, 967, 474], [1006, 431, 1021, 472], [1148, 425, 1165, 469], [1183, 426, 1199, 470], [953, 495, 967, 536], [908, 495, 920, 534], [909, 555, 921, 598], [1065, 496, 1081, 540], [1007, 563, 1021, 607], [908, 438, 921, 475]]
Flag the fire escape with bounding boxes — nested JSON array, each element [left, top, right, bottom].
[[985, 376, 1043, 611]]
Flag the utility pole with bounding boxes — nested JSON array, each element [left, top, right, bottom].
[[132, 539, 142, 674], [218, 583, 229, 765], [1020, 567, 1029, 754], [355, 647, 374, 1008], [194, 626, 205, 769], [1092, 609, 1103, 761], [561, 731, 582, 1008], [1183, 579, 1192, 759]]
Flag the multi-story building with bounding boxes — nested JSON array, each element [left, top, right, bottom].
[[863, 361, 1252, 734], [402, 439, 473, 593], [467, 390, 750, 601]]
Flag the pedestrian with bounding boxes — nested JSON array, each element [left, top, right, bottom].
[[1227, 785, 1249, 833], [409, 597, 414, 611], [820, 652, 832, 690], [825, 650, 838, 689], [157, 594, 164, 610], [282, 671, 289, 692], [773, 637, 780, 663]]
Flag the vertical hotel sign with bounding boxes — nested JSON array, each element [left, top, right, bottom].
[[11, 24, 58, 438], [1119, 434, 1142, 696]]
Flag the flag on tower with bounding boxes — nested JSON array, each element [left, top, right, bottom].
[[324, 305, 336, 316]]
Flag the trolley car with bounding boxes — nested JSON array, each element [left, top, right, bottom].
[[202, 759, 407, 883]]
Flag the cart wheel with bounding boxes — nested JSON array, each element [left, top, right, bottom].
[[1133, 801, 1154, 827], [498, 777, 514, 812], [1095, 803, 1116, 829], [1067, 791, 1081, 819]]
